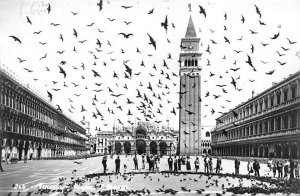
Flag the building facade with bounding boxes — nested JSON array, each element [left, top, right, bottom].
[[94, 131, 113, 154], [0, 66, 87, 161], [211, 71, 300, 159], [179, 16, 202, 155], [93, 122, 178, 155]]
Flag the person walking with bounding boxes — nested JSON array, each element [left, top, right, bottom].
[[178, 156, 181, 171], [174, 156, 178, 172], [234, 158, 240, 175], [194, 157, 200, 172], [208, 157, 213, 173], [247, 161, 253, 176], [295, 161, 299, 179], [133, 155, 138, 170], [277, 161, 283, 178], [272, 162, 277, 178], [267, 158, 272, 172], [146, 154, 150, 170], [204, 156, 208, 173], [290, 159, 294, 179], [215, 157, 222, 174], [283, 159, 290, 180], [102, 156, 107, 173], [115, 156, 121, 174], [168, 155, 173, 171], [253, 159, 260, 177], [186, 156, 191, 171]]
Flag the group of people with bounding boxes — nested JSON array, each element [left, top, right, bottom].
[[103, 154, 300, 180], [246, 158, 300, 180], [167, 155, 223, 174], [268, 158, 299, 180]]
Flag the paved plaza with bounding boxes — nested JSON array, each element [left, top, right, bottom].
[[1, 155, 298, 195]]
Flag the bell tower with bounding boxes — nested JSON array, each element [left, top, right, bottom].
[[178, 16, 202, 155]]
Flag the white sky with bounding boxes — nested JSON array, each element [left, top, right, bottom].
[[0, 0, 299, 136]]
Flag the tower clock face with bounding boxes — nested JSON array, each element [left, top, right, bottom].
[[182, 41, 198, 51]]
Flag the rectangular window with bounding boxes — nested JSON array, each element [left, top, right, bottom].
[[277, 93, 281, 105], [292, 86, 296, 99], [270, 97, 274, 107], [284, 91, 288, 102]]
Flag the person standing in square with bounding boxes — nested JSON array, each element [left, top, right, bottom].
[[168, 155, 173, 171], [115, 156, 120, 174]]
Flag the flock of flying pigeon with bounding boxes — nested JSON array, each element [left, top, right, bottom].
[[7, 0, 297, 133]]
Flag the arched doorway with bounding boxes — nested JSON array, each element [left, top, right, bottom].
[[136, 126, 147, 139], [276, 144, 281, 158], [108, 145, 112, 154], [150, 141, 157, 154], [283, 144, 289, 158], [203, 149, 207, 154], [124, 141, 131, 154], [115, 142, 122, 154], [259, 146, 263, 158], [264, 145, 269, 158], [159, 141, 167, 155], [136, 140, 146, 155], [291, 143, 297, 159], [254, 146, 258, 157], [18, 140, 24, 160], [208, 149, 212, 155], [37, 144, 42, 159]]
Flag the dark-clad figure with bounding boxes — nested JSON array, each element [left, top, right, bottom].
[[102, 156, 107, 173], [290, 159, 294, 179], [215, 157, 222, 174], [115, 156, 121, 174], [178, 157, 181, 171], [133, 155, 138, 170], [168, 156, 173, 171], [277, 161, 283, 178], [147, 154, 150, 170], [253, 159, 260, 177], [186, 156, 191, 171], [234, 157, 240, 175], [149, 155, 154, 171], [204, 156, 208, 173], [174, 156, 178, 172], [194, 157, 200, 172]]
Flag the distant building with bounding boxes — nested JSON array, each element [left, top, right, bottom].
[[201, 126, 213, 155], [93, 122, 178, 155], [211, 71, 300, 159], [0, 66, 88, 161], [95, 131, 113, 154]]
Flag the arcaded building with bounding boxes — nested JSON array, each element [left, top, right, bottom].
[[94, 122, 178, 155], [0, 66, 88, 161], [211, 71, 300, 159]]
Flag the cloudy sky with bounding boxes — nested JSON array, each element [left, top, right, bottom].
[[0, 0, 299, 136]]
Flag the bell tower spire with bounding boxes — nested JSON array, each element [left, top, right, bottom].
[[185, 16, 197, 38]]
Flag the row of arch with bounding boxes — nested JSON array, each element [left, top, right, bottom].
[[184, 59, 198, 67], [212, 142, 299, 159], [114, 140, 173, 155], [1, 138, 86, 160]]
